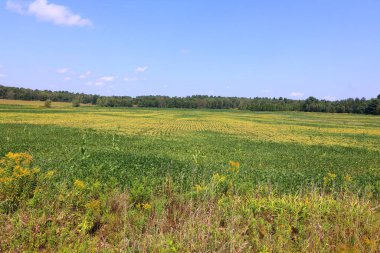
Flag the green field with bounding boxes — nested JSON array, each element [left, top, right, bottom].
[[1, 100, 380, 252]]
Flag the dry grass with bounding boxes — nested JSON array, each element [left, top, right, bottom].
[[0, 99, 93, 108]]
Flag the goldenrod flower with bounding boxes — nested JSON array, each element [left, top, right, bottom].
[[0, 177, 13, 183], [194, 184, 207, 193], [212, 173, 226, 183], [142, 203, 152, 210], [229, 161, 240, 169], [323, 172, 337, 186], [85, 199, 101, 211], [34, 187, 42, 195], [228, 161, 240, 173], [13, 165, 31, 177], [344, 175, 352, 183], [45, 170, 56, 179], [5, 152, 32, 166], [74, 179, 86, 189], [136, 202, 152, 210]]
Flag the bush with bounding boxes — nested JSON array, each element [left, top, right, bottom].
[[44, 99, 52, 108], [72, 100, 80, 107]]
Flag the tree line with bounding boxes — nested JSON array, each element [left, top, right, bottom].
[[0, 85, 379, 115]]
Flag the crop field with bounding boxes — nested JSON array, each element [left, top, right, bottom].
[[1, 99, 380, 252]]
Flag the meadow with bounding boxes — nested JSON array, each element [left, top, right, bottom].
[[0, 99, 380, 252]]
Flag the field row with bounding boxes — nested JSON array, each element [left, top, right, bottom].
[[1, 108, 380, 152]]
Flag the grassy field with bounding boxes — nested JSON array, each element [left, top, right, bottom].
[[1, 99, 380, 252]]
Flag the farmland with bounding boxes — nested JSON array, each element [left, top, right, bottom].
[[1, 99, 380, 252]]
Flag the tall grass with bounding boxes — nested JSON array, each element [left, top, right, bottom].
[[0, 153, 379, 252]]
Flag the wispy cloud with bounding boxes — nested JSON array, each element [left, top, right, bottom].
[[89, 76, 116, 86], [6, 0, 92, 27], [124, 66, 148, 82], [134, 66, 148, 73], [6, 0, 24, 14], [94, 81, 105, 86], [78, 70, 91, 79], [124, 76, 139, 82], [290, 92, 304, 98], [99, 76, 116, 82], [56, 67, 68, 74]]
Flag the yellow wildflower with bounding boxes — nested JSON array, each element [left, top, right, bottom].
[[323, 172, 337, 185], [136, 202, 152, 210], [229, 161, 240, 169], [142, 203, 152, 210], [74, 179, 86, 189], [5, 152, 17, 160], [45, 170, 56, 179], [194, 184, 207, 193], [85, 199, 101, 212], [228, 161, 240, 173], [13, 165, 31, 177], [212, 173, 226, 184], [32, 167, 40, 173], [363, 236, 372, 245], [34, 187, 42, 195], [0, 177, 13, 183], [6, 152, 32, 166], [328, 173, 337, 180], [344, 175, 352, 183]]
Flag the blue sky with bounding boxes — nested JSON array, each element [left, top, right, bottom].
[[0, 0, 379, 99]]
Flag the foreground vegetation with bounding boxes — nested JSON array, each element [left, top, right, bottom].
[[0, 100, 379, 251], [1, 153, 379, 252]]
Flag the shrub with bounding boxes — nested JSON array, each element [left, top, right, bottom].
[[44, 99, 52, 108], [72, 99, 80, 107]]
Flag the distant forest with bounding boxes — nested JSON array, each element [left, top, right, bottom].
[[0, 85, 379, 115]]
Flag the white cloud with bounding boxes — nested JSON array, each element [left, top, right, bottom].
[[99, 76, 116, 82], [79, 70, 91, 79], [124, 76, 138, 82], [64, 76, 71, 81], [6, 0, 24, 14], [6, 0, 92, 27], [84, 75, 116, 87], [56, 67, 68, 74], [134, 66, 148, 73], [323, 96, 336, 101], [290, 92, 304, 98], [94, 81, 105, 86], [0, 74, 5, 78]]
